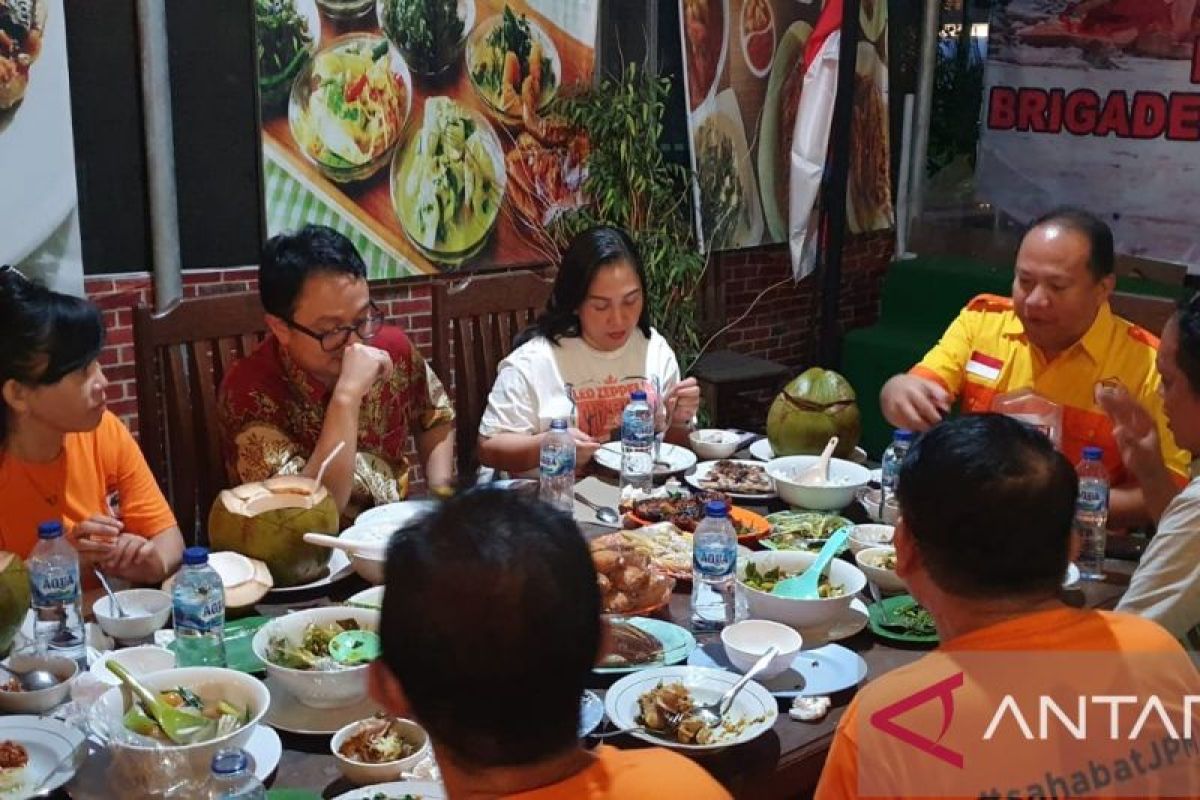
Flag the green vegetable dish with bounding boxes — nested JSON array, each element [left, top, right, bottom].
[[469, 6, 557, 119], [890, 602, 936, 637], [268, 618, 365, 671], [394, 96, 503, 261], [123, 686, 249, 743], [764, 512, 852, 550], [380, 0, 468, 76], [696, 118, 747, 250], [255, 0, 314, 107], [742, 562, 846, 598]]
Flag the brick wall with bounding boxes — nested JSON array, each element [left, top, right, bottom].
[[85, 232, 894, 436]]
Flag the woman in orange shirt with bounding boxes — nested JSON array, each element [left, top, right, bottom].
[[0, 266, 183, 584]]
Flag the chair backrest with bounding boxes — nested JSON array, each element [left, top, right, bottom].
[[430, 270, 555, 479], [133, 291, 267, 543]]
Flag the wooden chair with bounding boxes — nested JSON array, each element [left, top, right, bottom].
[[430, 270, 555, 479], [133, 292, 267, 543]]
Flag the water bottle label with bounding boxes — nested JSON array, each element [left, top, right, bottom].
[[31, 566, 79, 606], [176, 592, 224, 634], [1077, 482, 1109, 514], [540, 449, 575, 478], [694, 545, 736, 578]]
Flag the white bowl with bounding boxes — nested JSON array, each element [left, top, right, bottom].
[[0, 654, 78, 713], [858, 486, 900, 525], [848, 524, 895, 555], [90, 645, 176, 686], [353, 500, 435, 529], [767, 456, 871, 510], [91, 666, 269, 792], [339, 523, 394, 585], [855, 546, 908, 595], [346, 586, 385, 610], [738, 550, 867, 630], [331, 716, 431, 785], [719, 620, 802, 680], [689, 429, 741, 460], [251, 606, 379, 708], [94, 589, 172, 642]]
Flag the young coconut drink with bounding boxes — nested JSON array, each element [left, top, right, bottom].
[[208, 476, 339, 587], [766, 368, 862, 459], [0, 553, 29, 656]]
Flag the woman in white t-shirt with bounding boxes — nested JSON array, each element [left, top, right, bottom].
[[478, 226, 701, 473]]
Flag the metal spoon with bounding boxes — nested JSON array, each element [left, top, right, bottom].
[[0, 663, 61, 692], [93, 568, 127, 618], [688, 646, 780, 729], [573, 492, 620, 525]]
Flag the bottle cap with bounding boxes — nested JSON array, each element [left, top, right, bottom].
[[704, 500, 728, 518], [36, 521, 63, 540], [182, 546, 209, 566], [1082, 446, 1103, 461], [211, 747, 248, 776], [549, 418, 568, 430], [894, 429, 915, 443], [630, 390, 647, 401]]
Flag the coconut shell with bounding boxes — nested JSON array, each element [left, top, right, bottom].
[[208, 478, 340, 587], [766, 368, 862, 458], [0, 553, 29, 657]]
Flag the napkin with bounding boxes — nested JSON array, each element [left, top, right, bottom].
[[573, 477, 621, 528]]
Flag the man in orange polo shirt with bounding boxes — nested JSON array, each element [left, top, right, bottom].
[[880, 207, 1189, 526], [815, 416, 1198, 800], [368, 489, 731, 800]]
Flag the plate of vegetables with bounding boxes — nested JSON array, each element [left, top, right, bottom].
[[255, 0, 320, 110], [377, 0, 474, 77], [867, 594, 939, 645], [289, 34, 413, 182], [331, 781, 447, 800], [761, 511, 853, 553], [466, 5, 560, 125], [391, 95, 505, 265]]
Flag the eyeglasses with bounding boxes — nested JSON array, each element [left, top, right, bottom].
[[284, 303, 385, 352]]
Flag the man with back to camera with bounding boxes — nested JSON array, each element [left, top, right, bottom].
[[880, 207, 1189, 527], [218, 225, 455, 520], [368, 489, 732, 800]]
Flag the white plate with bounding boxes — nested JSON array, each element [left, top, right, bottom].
[[593, 442, 698, 477], [265, 549, 354, 596], [750, 439, 869, 465], [605, 666, 777, 753], [787, 598, 871, 648], [685, 459, 777, 500], [0, 715, 85, 798], [0, 0, 78, 267], [89, 645, 175, 686], [688, 642, 868, 698], [353, 500, 436, 529], [347, 585, 385, 609], [245, 724, 283, 779], [263, 675, 382, 735], [1064, 563, 1081, 587], [332, 780, 447, 800]]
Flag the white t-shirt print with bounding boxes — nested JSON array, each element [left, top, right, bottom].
[[478, 329, 682, 442]]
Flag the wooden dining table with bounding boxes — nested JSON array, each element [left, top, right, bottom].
[[253, 456, 1137, 800]]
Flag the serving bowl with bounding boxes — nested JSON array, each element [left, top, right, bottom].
[[858, 486, 901, 525], [331, 716, 431, 785], [347, 585, 385, 610], [856, 546, 907, 595], [89, 645, 176, 687], [766, 455, 871, 510], [377, 0, 474, 77], [251, 606, 380, 708], [90, 666, 269, 790], [738, 549, 867, 630], [338, 522, 394, 585], [465, 11, 562, 125], [353, 499, 435, 529], [94, 588, 172, 642], [848, 524, 895, 555], [0, 654, 78, 713], [688, 429, 741, 460], [720, 619, 802, 680]]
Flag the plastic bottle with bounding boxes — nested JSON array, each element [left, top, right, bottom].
[[27, 521, 85, 665], [691, 501, 738, 631], [538, 418, 576, 513], [207, 747, 266, 799], [1074, 447, 1109, 581], [172, 547, 227, 667], [880, 429, 915, 495], [620, 391, 655, 493]]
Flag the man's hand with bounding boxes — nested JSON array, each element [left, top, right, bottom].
[[881, 374, 951, 431], [1097, 384, 1166, 484], [334, 343, 393, 401]]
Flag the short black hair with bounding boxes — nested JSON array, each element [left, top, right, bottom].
[[896, 414, 1077, 599], [1176, 291, 1200, 395], [378, 489, 601, 766], [1028, 206, 1115, 281], [0, 267, 104, 442], [258, 225, 367, 319], [517, 225, 652, 347]]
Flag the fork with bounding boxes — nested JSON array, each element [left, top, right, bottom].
[[868, 581, 900, 628]]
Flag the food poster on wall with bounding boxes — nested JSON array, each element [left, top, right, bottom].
[[1, 0, 84, 293], [977, 1, 1200, 273], [679, 0, 891, 254], [255, 0, 599, 279]]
